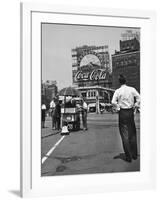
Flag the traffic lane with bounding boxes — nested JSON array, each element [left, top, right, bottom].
[[41, 113, 140, 176], [41, 113, 118, 158], [41, 130, 140, 176], [41, 113, 139, 157], [41, 113, 119, 162]]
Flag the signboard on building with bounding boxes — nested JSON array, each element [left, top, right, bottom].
[[74, 68, 107, 82], [72, 45, 111, 87]]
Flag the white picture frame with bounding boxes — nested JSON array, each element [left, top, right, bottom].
[[20, 2, 156, 198]]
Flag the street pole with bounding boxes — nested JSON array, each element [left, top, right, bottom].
[[96, 90, 100, 114]]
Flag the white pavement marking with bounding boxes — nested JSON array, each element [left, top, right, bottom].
[[42, 136, 66, 164]]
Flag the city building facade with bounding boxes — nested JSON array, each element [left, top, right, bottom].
[[112, 32, 140, 92], [41, 80, 58, 108], [72, 45, 114, 110]]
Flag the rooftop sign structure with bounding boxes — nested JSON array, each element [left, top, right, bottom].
[[121, 30, 140, 41]]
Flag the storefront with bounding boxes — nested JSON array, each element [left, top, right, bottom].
[[77, 85, 114, 112]]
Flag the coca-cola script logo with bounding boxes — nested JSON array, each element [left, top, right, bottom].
[[74, 69, 107, 82]]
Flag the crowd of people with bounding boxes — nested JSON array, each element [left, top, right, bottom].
[[41, 96, 88, 131]]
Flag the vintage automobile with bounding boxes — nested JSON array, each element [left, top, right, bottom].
[[61, 97, 83, 131], [88, 102, 106, 113]]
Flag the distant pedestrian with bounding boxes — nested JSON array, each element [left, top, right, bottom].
[[41, 104, 46, 128], [82, 99, 88, 131], [50, 98, 56, 130], [111, 75, 140, 162], [54, 100, 61, 131]]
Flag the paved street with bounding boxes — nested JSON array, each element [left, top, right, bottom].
[[41, 112, 140, 176]]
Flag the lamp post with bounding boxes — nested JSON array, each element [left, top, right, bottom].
[[96, 90, 100, 114]]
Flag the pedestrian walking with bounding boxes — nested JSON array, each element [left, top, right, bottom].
[[41, 103, 46, 128], [50, 98, 56, 130], [82, 99, 88, 131], [111, 75, 140, 162], [54, 100, 61, 131]]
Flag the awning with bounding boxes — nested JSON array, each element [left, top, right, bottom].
[[88, 103, 96, 108], [100, 103, 105, 107]]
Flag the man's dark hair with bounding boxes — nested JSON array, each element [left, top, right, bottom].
[[118, 74, 126, 85]]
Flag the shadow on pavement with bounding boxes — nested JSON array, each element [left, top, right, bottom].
[[113, 153, 126, 161]]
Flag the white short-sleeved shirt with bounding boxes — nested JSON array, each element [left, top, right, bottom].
[[83, 102, 88, 110], [41, 104, 46, 110], [50, 100, 55, 108], [111, 85, 140, 110]]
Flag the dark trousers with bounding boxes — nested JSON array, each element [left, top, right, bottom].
[[55, 117, 61, 130], [41, 110, 46, 128], [51, 110, 55, 128], [82, 111, 87, 129], [119, 108, 138, 159]]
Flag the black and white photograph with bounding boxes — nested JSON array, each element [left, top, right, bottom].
[[41, 23, 140, 176]]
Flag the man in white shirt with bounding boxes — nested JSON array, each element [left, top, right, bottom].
[[50, 98, 56, 130], [112, 75, 140, 162]]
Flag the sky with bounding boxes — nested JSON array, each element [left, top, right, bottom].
[[42, 23, 140, 90]]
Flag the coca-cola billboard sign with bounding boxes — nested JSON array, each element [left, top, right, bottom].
[[74, 69, 107, 82]]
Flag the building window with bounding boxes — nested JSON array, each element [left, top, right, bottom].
[[87, 90, 96, 98], [88, 91, 90, 97], [81, 92, 86, 97]]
